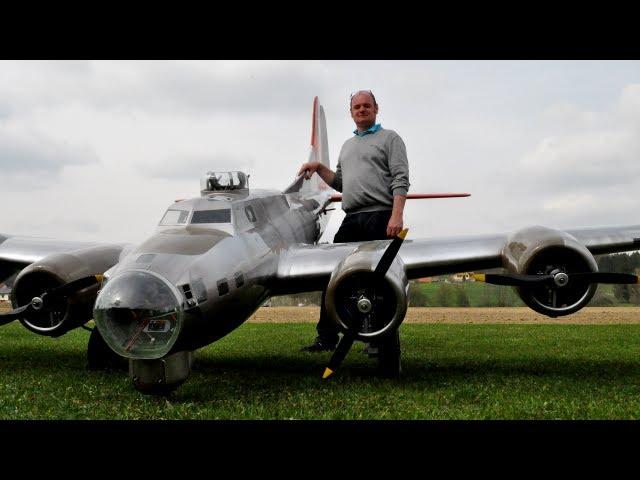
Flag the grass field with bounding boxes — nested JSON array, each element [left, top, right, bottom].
[[414, 281, 524, 306], [2, 307, 640, 419]]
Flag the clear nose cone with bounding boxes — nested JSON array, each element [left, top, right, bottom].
[[94, 271, 183, 359]]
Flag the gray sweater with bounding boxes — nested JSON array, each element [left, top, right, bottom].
[[330, 128, 410, 214]]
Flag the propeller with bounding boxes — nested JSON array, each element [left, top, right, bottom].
[[323, 228, 408, 379], [473, 272, 640, 288], [0, 274, 103, 327]]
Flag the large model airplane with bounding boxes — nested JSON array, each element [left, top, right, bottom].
[[1, 97, 640, 395]]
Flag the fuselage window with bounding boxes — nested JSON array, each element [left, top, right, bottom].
[[245, 206, 257, 223], [160, 209, 190, 225], [192, 209, 231, 224], [217, 279, 229, 296]]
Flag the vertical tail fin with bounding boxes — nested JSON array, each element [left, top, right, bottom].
[[284, 96, 330, 194], [308, 97, 330, 169]]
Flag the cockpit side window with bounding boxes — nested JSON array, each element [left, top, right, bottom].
[[191, 209, 232, 224], [245, 206, 257, 223], [160, 209, 190, 225]]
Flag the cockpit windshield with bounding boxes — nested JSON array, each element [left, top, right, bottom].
[[191, 209, 231, 224], [158, 206, 233, 228], [159, 209, 190, 225]]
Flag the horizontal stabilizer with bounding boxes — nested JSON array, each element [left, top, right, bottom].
[[329, 193, 471, 202]]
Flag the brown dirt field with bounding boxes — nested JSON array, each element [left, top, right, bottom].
[[246, 306, 640, 324], [2, 301, 639, 324]]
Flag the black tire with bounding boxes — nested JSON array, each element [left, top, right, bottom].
[[377, 329, 402, 378], [87, 327, 128, 371]]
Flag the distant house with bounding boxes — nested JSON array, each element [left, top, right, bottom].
[[451, 272, 474, 282], [0, 283, 10, 302]]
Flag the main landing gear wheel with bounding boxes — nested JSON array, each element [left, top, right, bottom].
[[376, 329, 402, 378], [87, 327, 128, 371]]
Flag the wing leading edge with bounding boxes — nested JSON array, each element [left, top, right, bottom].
[[566, 225, 640, 255], [0, 234, 130, 283], [272, 224, 640, 296], [272, 233, 507, 295]]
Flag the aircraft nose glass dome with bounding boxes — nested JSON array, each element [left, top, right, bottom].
[[94, 271, 183, 359]]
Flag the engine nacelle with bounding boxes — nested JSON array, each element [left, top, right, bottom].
[[11, 245, 122, 336], [324, 242, 409, 340], [503, 226, 598, 317]]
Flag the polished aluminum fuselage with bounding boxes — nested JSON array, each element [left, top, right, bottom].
[[101, 187, 332, 352]]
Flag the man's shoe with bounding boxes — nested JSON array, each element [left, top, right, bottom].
[[300, 339, 337, 353]]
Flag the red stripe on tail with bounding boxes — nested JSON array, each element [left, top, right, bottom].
[[310, 96, 318, 147]]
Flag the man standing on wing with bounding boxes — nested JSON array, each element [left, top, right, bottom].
[[297, 90, 410, 376]]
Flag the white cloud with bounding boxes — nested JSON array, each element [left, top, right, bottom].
[[0, 61, 331, 118], [0, 129, 99, 176], [516, 83, 640, 196], [543, 193, 597, 212]]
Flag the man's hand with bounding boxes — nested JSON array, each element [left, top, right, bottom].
[[387, 194, 407, 237], [297, 161, 323, 180], [386, 213, 404, 238]]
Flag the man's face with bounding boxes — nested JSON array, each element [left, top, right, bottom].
[[350, 92, 378, 130]]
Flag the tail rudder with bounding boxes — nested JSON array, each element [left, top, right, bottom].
[[285, 96, 331, 194], [303, 97, 330, 192], [309, 98, 330, 169]]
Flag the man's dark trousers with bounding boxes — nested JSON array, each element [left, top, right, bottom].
[[317, 209, 393, 344]]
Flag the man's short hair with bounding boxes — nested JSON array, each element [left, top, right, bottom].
[[350, 90, 377, 108]]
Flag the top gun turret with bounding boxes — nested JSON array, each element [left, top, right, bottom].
[[200, 171, 249, 194]]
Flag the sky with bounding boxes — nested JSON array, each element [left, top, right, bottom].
[[1, 60, 639, 245]]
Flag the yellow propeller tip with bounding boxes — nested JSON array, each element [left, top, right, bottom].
[[473, 274, 486, 282], [397, 228, 409, 240], [95, 274, 104, 282], [322, 368, 334, 379]]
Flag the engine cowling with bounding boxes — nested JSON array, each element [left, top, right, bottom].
[[324, 243, 409, 340], [503, 226, 598, 317], [11, 245, 122, 336]]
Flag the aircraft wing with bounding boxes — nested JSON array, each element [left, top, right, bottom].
[[272, 233, 507, 294], [271, 225, 640, 295], [565, 225, 640, 255], [0, 233, 129, 282]]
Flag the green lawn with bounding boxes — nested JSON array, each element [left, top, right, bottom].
[[1, 321, 640, 419], [415, 281, 523, 306]]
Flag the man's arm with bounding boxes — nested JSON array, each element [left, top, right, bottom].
[[297, 161, 339, 190], [386, 133, 409, 237], [387, 194, 406, 237]]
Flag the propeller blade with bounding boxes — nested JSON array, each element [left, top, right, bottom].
[[323, 229, 409, 379], [568, 272, 640, 285], [374, 228, 409, 278], [473, 273, 554, 287], [474, 272, 640, 287], [0, 274, 103, 327], [47, 275, 103, 300], [323, 334, 356, 379], [0, 304, 32, 326]]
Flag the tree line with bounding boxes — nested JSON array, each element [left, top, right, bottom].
[[593, 252, 640, 305]]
